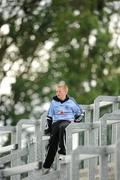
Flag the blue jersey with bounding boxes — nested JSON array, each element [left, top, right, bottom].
[[47, 96, 84, 123]]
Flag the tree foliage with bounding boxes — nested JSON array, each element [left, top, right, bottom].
[[0, 0, 120, 126]]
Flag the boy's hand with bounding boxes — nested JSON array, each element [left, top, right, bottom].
[[44, 128, 51, 135], [74, 111, 85, 123]]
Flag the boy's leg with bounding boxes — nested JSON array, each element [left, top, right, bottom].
[[43, 122, 60, 168], [58, 120, 70, 155]]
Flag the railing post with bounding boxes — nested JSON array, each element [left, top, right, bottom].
[[112, 98, 119, 145], [100, 148, 108, 180], [34, 121, 41, 162], [84, 106, 96, 180], [66, 124, 73, 154], [100, 116, 107, 146], [12, 123, 22, 180], [71, 149, 79, 180], [11, 127, 19, 180], [40, 112, 48, 162], [115, 140, 120, 180], [27, 134, 35, 178]]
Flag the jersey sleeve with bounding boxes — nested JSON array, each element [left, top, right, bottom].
[[44, 101, 54, 134], [70, 98, 85, 122]]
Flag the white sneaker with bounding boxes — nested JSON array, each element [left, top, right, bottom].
[[42, 168, 50, 175], [42, 167, 54, 175], [59, 154, 66, 160]]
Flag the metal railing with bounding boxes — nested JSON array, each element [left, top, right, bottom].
[[0, 95, 119, 180]]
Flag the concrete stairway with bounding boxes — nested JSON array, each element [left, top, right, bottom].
[[80, 163, 115, 180]]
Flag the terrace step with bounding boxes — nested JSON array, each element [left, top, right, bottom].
[[79, 162, 115, 180]]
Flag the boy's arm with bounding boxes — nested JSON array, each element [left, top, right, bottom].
[[70, 98, 85, 122], [44, 116, 52, 135], [44, 101, 54, 135]]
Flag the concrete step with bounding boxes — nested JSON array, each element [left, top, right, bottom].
[[79, 162, 115, 180]]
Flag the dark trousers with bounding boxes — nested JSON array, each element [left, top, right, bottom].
[[43, 120, 70, 168]]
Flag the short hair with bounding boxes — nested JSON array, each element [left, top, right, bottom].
[[56, 82, 68, 93]]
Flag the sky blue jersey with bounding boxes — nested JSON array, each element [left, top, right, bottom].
[[47, 96, 84, 123]]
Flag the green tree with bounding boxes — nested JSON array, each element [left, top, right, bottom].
[[0, 0, 120, 126]]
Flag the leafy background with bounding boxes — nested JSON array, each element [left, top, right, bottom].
[[0, 0, 120, 130]]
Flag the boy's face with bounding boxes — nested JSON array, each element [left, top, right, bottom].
[[56, 87, 67, 100]]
